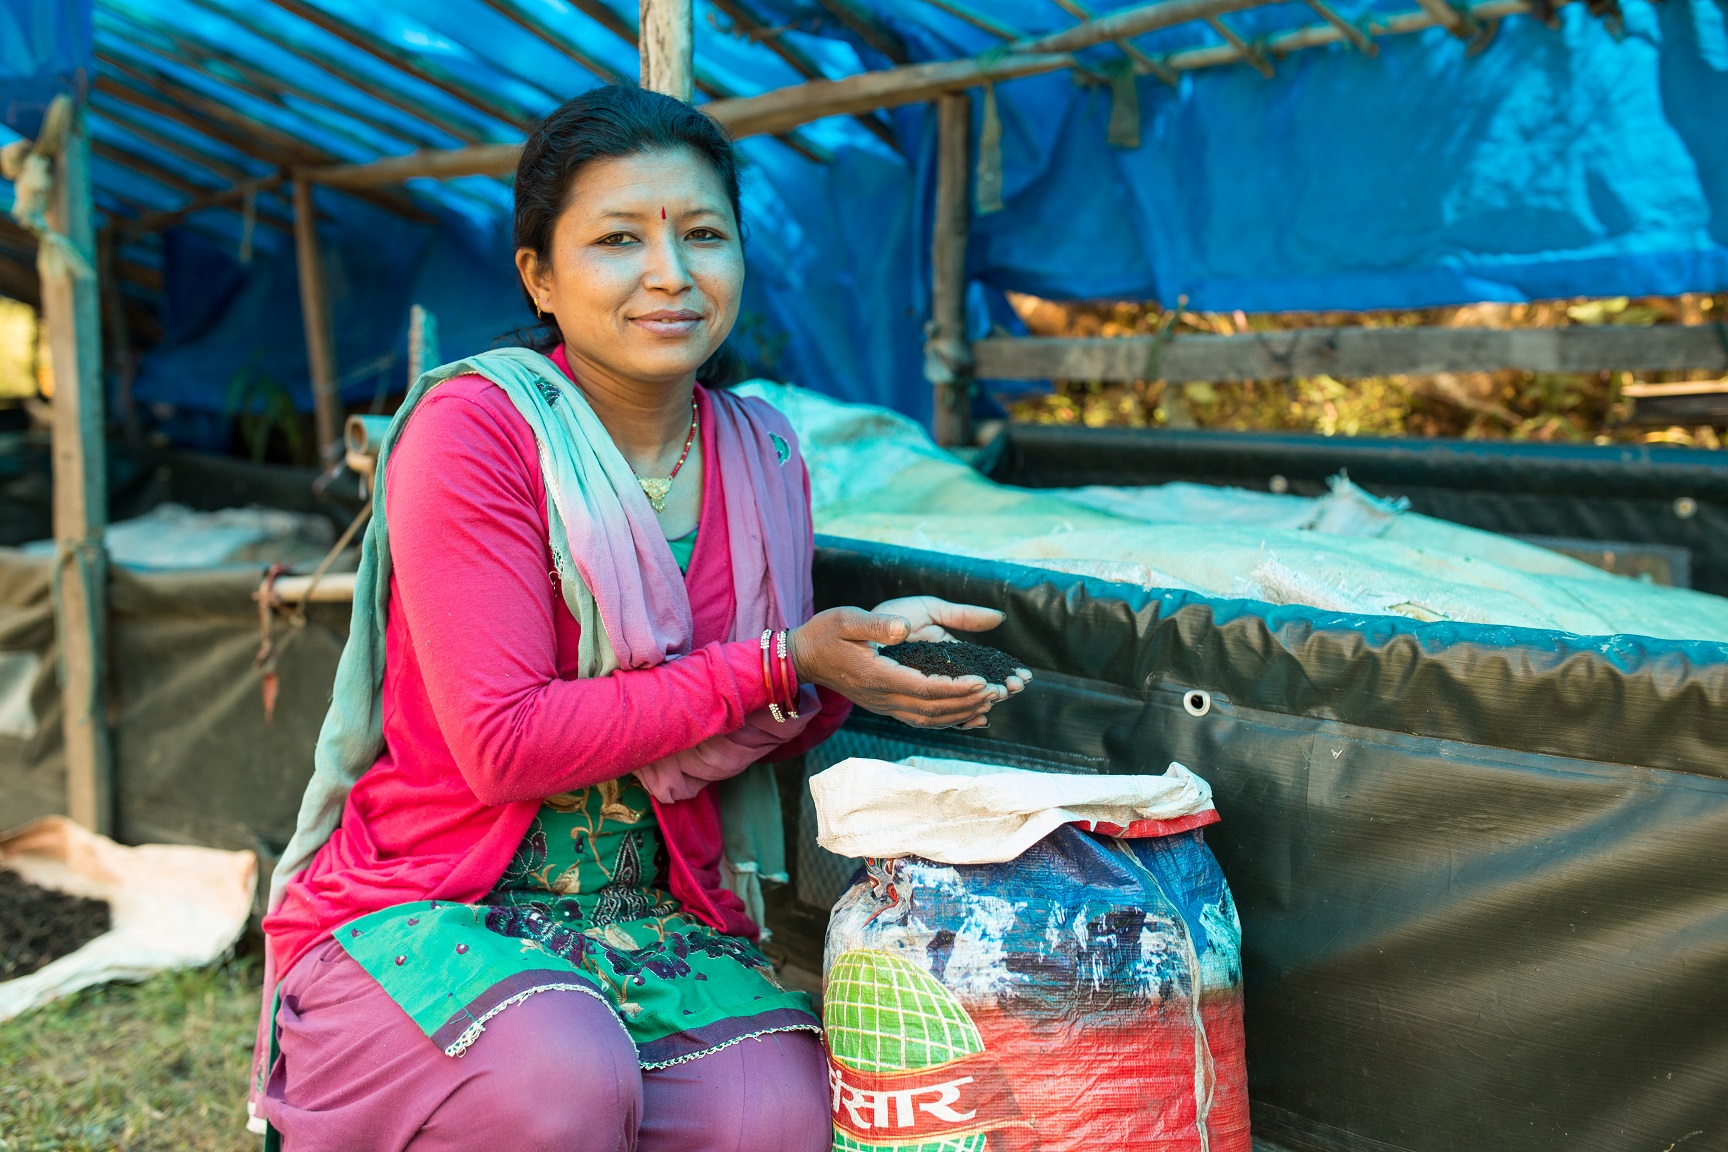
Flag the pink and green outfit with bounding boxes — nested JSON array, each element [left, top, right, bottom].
[[252, 346, 847, 1150]]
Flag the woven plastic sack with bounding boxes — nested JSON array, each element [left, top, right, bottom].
[[816, 758, 1249, 1152]]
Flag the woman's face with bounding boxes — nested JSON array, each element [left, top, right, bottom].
[[517, 147, 743, 390]]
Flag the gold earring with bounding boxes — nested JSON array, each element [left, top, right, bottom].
[[535, 302, 544, 318]]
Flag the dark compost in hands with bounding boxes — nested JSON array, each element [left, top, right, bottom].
[[878, 640, 1025, 685]]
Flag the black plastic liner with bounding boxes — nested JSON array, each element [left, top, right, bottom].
[[983, 424, 1728, 595], [810, 536, 1728, 1152]]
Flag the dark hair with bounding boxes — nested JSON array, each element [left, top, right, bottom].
[[513, 85, 748, 388]]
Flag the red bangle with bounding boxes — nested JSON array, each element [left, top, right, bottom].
[[760, 629, 786, 723], [774, 629, 800, 720]]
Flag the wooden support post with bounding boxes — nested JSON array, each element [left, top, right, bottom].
[[292, 177, 341, 458], [928, 93, 974, 448], [640, 0, 695, 102], [38, 100, 116, 833]]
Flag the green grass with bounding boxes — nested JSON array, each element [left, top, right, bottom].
[[0, 957, 263, 1152]]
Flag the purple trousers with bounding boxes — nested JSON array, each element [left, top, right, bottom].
[[261, 940, 833, 1152]]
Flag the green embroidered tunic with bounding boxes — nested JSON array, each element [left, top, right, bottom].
[[339, 775, 818, 1065]]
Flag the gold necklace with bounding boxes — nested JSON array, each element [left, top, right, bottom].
[[633, 398, 699, 513]]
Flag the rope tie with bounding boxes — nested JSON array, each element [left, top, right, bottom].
[[1143, 294, 1189, 384], [253, 501, 372, 723], [0, 97, 96, 284]]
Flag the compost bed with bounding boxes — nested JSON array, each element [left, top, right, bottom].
[[0, 868, 109, 980], [795, 533, 1728, 1152]]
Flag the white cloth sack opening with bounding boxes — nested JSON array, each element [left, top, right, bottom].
[[0, 816, 257, 1021], [810, 755, 1214, 865]]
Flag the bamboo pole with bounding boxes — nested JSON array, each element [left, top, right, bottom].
[[814, 0, 911, 62], [292, 178, 342, 458], [928, 93, 973, 448], [640, 0, 695, 101], [35, 99, 116, 834]]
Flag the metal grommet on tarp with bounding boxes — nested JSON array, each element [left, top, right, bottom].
[[1183, 689, 1212, 717]]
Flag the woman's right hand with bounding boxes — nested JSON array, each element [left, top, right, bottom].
[[787, 607, 1006, 729]]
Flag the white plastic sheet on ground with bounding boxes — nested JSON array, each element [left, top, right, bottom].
[[21, 502, 334, 569], [734, 380, 1728, 642], [0, 817, 256, 1021], [810, 755, 1214, 864]]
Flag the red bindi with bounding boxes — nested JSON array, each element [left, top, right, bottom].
[[660, 206, 666, 220]]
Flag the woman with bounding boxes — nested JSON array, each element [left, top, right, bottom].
[[250, 85, 1027, 1152]]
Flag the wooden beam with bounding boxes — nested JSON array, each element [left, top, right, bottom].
[[99, 41, 442, 184], [707, 0, 1275, 136], [972, 326, 1728, 383], [919, 0, 1026, 39], [292, 178, 341, 457], [263, 0, 544, 129], [1410, 0, 1477, 36], [707, 0, 900, 149], [928, 93, 973, 447], [1021, 0, 1266, 52], [562, 0, 829, 158], [475, 0, 631, 86], [91, 138, 218, 199], [1047, 0, 1175, 78], [814, 0, 912, 62], [90, 101, 255, 184], [1205, 16, 1273, 77], [300, 144, 521, 187], [90, 139, 295, 232], [92, 71, 435, 223], [286, 0, 1549, 186], [1300, 0, 1377, 54], [94, 11, 455, 153], [567, 0, 641, 45], [34, 100, 116, 834], [176, 0, 492, 146], [706, 50, 1073, 139], [113, 172, 288, 236], [97, 57, 328, 164]]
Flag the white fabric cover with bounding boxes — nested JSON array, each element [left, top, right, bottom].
[[810, 755, 1214, 865], [0, 817, 257, 1021]]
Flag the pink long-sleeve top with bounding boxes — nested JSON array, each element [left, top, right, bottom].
[[264, 347, 849, 976]]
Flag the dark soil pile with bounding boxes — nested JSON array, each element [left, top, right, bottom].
[[0, 868, 111, 981], [879, 640, 1025, 685]]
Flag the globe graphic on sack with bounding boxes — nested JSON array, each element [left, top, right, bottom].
[[825, 949, 993, 1152]]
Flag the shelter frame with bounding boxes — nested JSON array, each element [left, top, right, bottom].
[[262, 0, 1727, 444]]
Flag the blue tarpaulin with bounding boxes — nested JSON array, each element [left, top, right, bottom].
[[2, 0, 1727, 432]]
